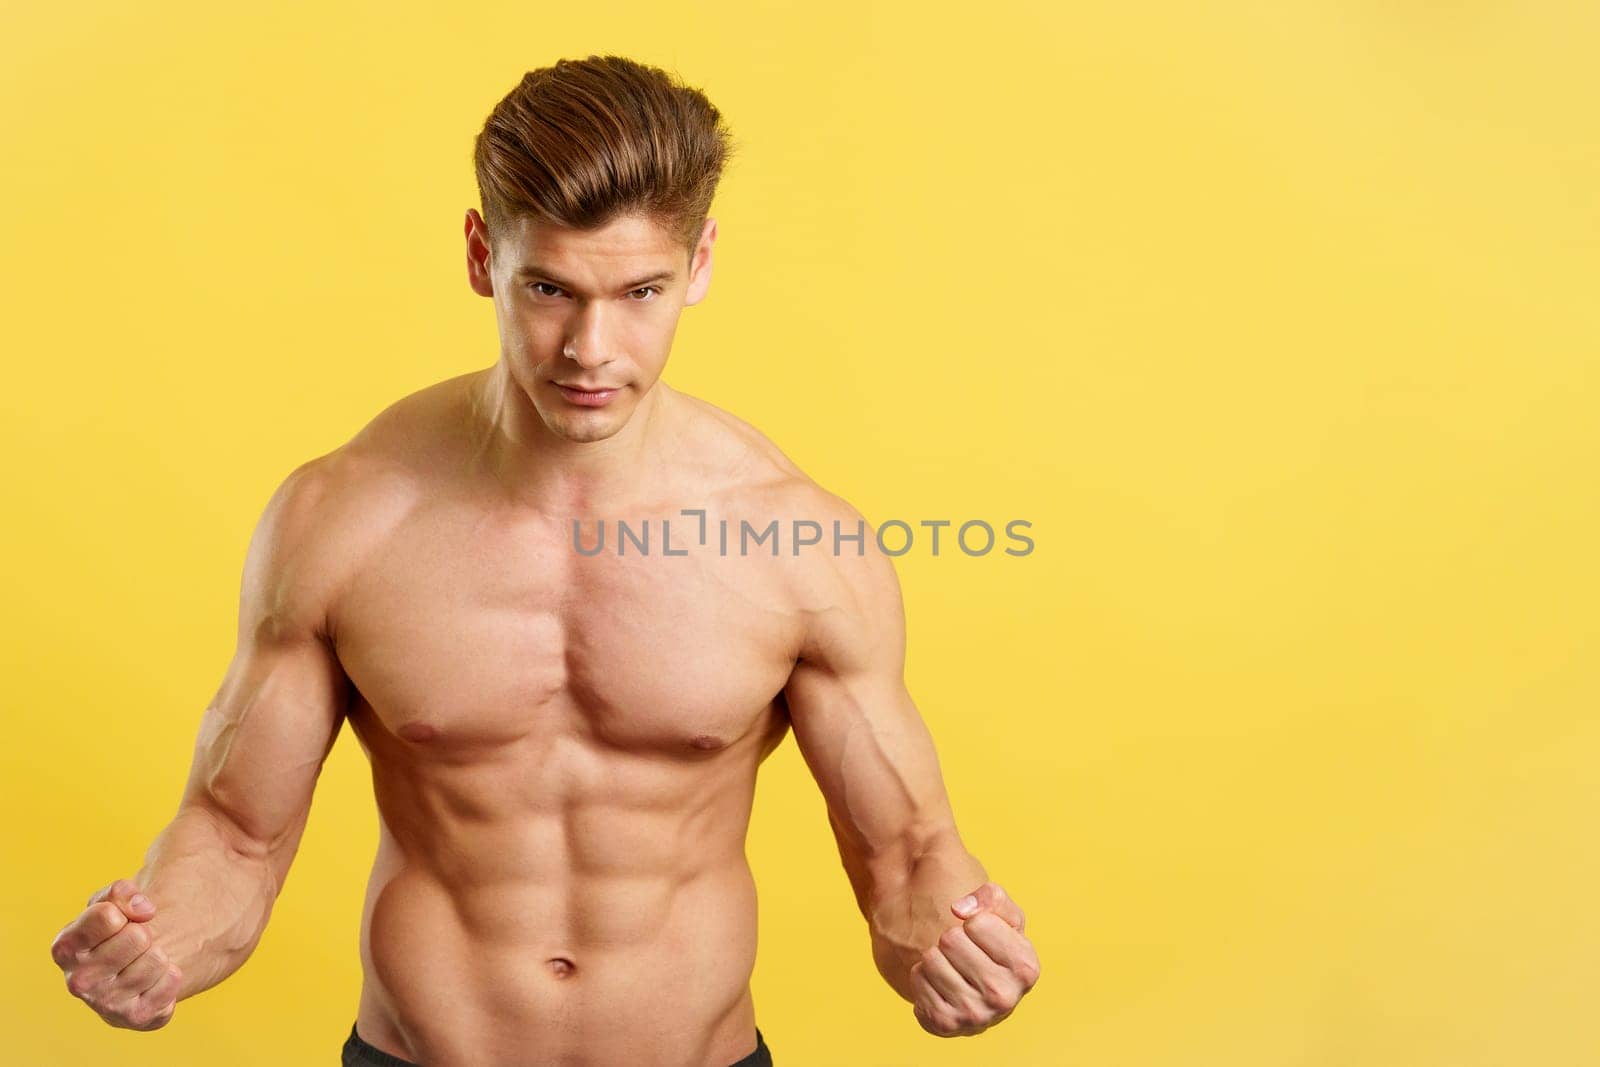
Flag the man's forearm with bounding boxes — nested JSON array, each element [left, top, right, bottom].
[[131, 806, 280, 1001], [866, 835, 989, 1002]]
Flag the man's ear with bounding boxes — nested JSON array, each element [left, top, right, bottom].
[[683, 216, 717, 307], [465, 209, 495, 299]]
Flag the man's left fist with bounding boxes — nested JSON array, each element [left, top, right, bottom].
[[909, 881, 1040, 1037]]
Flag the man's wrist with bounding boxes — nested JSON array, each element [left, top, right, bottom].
[[866, 838, 989, 1001]]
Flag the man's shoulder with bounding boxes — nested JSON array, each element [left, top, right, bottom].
[[286, 377, 445, 524], [279, 442, 419, 532], [668, 388, 859, 520], [342, 369, 478, 468], [253, 379, 452, 634], [247, 448, 414, 635], [670, 389, 802, 479], [298, 367, 487, 508], [667, 391, 894, 597]]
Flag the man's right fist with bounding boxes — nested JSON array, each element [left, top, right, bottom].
[[50, 879, 183, 1031]]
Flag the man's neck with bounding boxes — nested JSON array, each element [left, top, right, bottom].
[[467, 362, 682, 515]]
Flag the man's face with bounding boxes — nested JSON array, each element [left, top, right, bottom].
[[466, 209, 716, 444]]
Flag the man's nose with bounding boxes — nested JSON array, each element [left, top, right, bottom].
[[563, 305, 610, 368]]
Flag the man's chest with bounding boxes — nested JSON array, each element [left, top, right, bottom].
[[328, 504, 802, 756]]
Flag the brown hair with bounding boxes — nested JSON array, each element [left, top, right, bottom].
[[472, 55, 737, 259]]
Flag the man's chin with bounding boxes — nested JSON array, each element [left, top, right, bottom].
[[538, 410, 626, 444]]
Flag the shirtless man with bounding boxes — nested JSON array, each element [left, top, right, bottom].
[[48, 55, 1040, 1065]]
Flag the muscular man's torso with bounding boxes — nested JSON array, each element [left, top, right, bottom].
[[313, 371, 818, 1066]]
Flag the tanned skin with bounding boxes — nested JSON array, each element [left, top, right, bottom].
[[49, 209, 1040, 1066]]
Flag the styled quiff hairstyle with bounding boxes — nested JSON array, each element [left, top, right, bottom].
[[472, 55, 736, 261]]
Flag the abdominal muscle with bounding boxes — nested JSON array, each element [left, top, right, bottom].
[[351, 752, 766, 1067]]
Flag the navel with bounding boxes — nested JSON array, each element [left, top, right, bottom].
[[546, 957, 577, 978]]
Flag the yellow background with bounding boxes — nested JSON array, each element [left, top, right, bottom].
[[3, 2, 1597, 1064]]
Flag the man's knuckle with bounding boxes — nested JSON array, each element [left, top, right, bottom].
[[130, 996, 171, 1030], [938, 927, 963, 950]]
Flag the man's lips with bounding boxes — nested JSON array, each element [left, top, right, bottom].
[[554, 382, 621, 407]]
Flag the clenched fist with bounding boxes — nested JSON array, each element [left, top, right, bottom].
[[910, 881, 1040, 1038], [50, 879, 183, 1031]]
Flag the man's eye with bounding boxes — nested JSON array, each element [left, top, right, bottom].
[[529, 283, 657, 301]]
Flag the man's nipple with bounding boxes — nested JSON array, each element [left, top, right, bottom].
[[398, 721, 437, 743]]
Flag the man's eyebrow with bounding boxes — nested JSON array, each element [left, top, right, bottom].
[[515, 265, 678, 291]]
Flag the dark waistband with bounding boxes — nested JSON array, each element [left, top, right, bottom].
[[343, 1022, 772, 1067], [343, 1022, 419, 1067]]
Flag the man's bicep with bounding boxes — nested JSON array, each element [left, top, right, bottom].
[[784, 537, 960, 900], [178, 460, 351, 875]]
